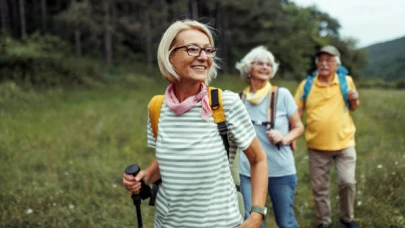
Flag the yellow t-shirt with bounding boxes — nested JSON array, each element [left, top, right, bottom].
[[294, 74, 356, 151]]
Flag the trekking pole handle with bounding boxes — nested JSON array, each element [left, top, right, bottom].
[[125, 164, 152, 200]]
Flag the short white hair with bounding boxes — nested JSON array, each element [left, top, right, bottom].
[[235, 46, 279, 84], [315, 56, 341, 65], [157, 19, 219, 84]]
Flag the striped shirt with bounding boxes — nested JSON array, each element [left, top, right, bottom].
[[147, 91, 256, 228]]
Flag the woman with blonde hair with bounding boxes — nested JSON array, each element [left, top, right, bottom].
[[123, 20, 268, 228]]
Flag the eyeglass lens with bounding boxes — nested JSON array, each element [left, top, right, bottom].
[[253, 61, 272, 67]]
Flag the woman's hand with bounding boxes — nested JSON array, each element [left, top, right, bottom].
[[267, 129, 284, 145], [122, 170, 146, 194], [266, 111, 304, 148], [123, 158, 161, 194], [239, 212, 263, 227]]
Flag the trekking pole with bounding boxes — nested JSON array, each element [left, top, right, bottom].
[[125, 164, 152, 228]]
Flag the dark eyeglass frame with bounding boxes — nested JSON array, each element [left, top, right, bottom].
[[172, 45, 217, 58], [317, 57, 336, 63]]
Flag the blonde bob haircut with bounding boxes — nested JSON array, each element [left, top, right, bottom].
[[235, 46, 279, 84], [157, 19, 219, 84]]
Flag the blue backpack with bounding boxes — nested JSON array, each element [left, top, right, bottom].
[[300, 65, 350, 108]]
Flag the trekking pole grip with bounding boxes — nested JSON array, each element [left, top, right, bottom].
[[125, 164, 152, 201]]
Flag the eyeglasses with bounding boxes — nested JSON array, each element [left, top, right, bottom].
[[318, 58, 336, 63], [252, 61, 272, 67], [172, 45, 217, 58]]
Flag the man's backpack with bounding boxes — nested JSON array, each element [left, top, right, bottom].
[[240, 86, 295, 151], [148, 87, 245, 217], [300, 65, 350, 108]]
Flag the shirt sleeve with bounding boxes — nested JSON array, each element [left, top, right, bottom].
[[294, 80, 306, 109], [280, 87, 298, 117], [346, 75, 356, 90], [222, 91, 256, 151]]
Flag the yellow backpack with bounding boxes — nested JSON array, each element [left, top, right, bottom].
[[148, 87, 245, 217]]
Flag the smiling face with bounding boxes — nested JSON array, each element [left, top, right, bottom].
[[317, 53, 339, 78], [169, 29, 213, 84], [250, 59, 272, 82]]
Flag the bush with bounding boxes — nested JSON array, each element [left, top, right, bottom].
[[394, 78, 405, 89], [356, 79, 394, 89], [0, 34, 105, 88]]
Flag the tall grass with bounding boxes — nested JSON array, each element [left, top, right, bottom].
[[1, 74, 404, 227]]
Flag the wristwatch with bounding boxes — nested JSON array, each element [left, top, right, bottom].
[[250, 206, 267, 221]]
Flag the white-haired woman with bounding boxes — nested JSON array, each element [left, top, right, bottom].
[[235, 46, 304, 228], [123, 20, 268, 228]]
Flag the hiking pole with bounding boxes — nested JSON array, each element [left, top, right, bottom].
[[125, 164, 152, 228]]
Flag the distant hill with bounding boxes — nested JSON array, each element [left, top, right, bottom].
[[362, 36, 405, 82]]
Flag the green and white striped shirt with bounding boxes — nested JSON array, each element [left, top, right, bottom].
[[147, 91, 256, 228]]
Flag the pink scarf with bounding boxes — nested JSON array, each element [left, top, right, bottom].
[[165, 83, 212, 121]]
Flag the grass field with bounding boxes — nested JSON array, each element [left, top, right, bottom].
[[1, 74, 405, 227]]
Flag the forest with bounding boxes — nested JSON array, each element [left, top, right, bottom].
[[0, 0, 370, 88]]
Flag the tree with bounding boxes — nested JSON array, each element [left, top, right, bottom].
[[40, 0, 47, 33], [71, 0, 82, 56], [18, 0, 26, 38], [103, 1, 112, 66], [189, 0, 198, 19], [0, 0, 369, 82], [0, 0, 9, 34], [141, 0, 153, 67]]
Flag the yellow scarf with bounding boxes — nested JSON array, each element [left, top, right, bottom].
[[242, 81, 271, 105]]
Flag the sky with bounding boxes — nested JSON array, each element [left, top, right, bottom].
[[293, 0, 405, 48]]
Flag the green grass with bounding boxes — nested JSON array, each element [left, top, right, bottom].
[[1, 74, 405, 227]]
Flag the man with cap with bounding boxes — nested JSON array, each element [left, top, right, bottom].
[[294, 45, 360, 228]]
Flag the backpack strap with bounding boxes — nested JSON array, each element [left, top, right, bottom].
[[208, 87, 230, 158], [301, 75, 315, 109], [269, 86, 280, 150], [148, 95, 165, 140], [269, 86, 278, 130], [336, 66, 350, 108]]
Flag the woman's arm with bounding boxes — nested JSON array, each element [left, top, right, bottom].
[[281, 111, 304, 145], [240, 137, 268, 227]]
